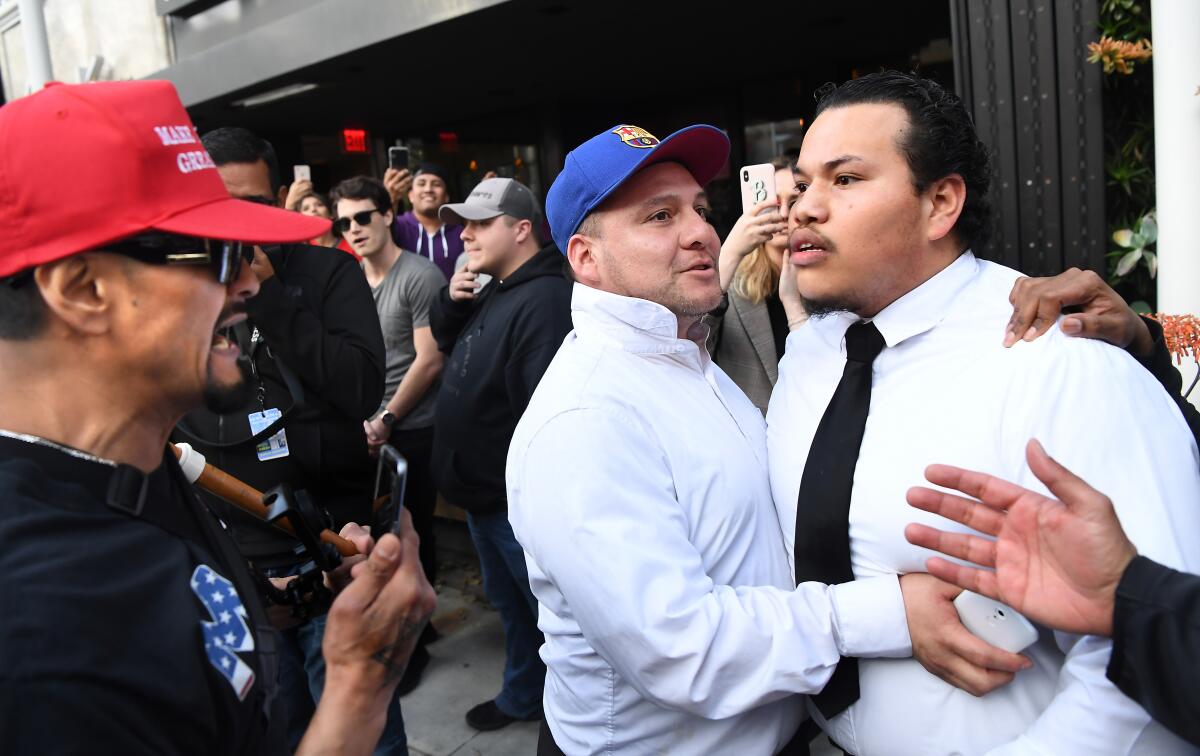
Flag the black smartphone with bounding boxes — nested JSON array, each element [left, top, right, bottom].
[[388, 146, 410, 172], [373, 444, 409, 536]]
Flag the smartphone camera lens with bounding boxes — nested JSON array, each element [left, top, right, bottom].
[[743, 170, 749, 182]]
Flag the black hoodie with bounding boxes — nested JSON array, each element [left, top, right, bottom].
[[430, 244, 572, 514]]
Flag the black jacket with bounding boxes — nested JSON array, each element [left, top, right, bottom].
[[1138, 316, 1200, 450], [175, 243, 385, 562], [1107, 556, 1200, 746], [0, 435, 283, 756], [430, 245, 572, 514]]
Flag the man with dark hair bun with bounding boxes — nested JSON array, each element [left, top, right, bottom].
[[767, 70, 1200, 754]]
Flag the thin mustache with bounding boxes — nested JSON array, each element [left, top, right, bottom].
[[790, 229, 835, 251]]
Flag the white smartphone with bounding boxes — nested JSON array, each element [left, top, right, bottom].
[[739, 163, 778, 215], [953, 591, 1039, 653], [293, 164, 311, 183]]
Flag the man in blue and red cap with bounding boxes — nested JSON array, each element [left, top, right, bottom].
[[504, 124, 1006, 755]]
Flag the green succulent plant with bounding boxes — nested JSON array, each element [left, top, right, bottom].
[[1110, 210, 1157, 279]]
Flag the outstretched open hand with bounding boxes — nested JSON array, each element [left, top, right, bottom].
[[904, 439, 1136, 637]]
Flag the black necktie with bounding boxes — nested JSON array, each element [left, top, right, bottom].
[[794, 320, 886, 719]]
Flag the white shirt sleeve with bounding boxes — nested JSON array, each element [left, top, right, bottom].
[[987, 336, 1200, 754], [513, 406, 909, 721]]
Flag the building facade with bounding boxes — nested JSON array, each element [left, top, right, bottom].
[[2, 0, 1107, 275]]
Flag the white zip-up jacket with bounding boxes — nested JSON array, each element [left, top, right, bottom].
[[507, 283, 911, 755]]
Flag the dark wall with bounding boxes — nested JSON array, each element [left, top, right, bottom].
[[952, 0, 1106, 276]]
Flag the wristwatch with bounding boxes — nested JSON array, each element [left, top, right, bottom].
[[378, 411, 397, 428]]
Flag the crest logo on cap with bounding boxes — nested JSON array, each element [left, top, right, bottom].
[[612, 125, 660, 149]]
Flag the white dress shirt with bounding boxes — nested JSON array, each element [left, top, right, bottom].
[[768, 252, 1200, 755], [507, 283, 912, 755]]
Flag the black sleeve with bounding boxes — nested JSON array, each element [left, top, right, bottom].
[[504, 285, 573, 417], [430, 284, 476, 355], [1134, 316, 1200, 451], [1106, 555, 1200, 747], [247, 251, 385, 422]]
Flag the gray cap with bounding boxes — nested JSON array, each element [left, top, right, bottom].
[[439, 177, 541, 225]]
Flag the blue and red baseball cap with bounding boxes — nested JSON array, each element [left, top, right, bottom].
[[545, 123, 730, 253]]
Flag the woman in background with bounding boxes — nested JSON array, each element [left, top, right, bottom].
[[708, 156, 804, 414], [288, 184, 356, 256]]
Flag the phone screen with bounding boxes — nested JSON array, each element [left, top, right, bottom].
[[373, 444, 409, 536]]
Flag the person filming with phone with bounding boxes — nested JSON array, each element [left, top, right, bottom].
[[385, 159, 462, 281], [708, 156, 804, 414]]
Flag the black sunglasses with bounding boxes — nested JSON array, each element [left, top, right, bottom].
[[3, 232, 253, 288], [104, 232, 253, 284], [333, 208, 382, 236]]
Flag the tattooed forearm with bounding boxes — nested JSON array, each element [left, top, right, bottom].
[[370, 620, 425, 687]]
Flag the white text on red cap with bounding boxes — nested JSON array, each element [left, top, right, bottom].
[[152, 123, 216, 175], [154, 125, 199, 146]]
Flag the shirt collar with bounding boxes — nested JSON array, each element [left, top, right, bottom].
[[570, 283, 709, 355], [808, 252, 979, 354], [872, 251, 978, 348]]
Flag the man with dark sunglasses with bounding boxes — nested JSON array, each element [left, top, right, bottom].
[[331, 176, 446, 696], [0, 80, 434, 756], [173, 128, 402, 753]]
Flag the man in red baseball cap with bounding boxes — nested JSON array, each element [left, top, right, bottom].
[[0, 80, 434, 756]]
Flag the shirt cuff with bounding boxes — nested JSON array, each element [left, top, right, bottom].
[[1135, 316, 1170, 373], [1106, 555, 1163, 687], [830, 575, 912, 658]]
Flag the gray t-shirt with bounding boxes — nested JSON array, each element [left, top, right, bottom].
[[370, 252, 446, 430]]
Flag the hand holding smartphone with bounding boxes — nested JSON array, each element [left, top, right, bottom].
[[739, 163, 778, 216], [373, 444, 409, 536], [388, 146, 411, 172]]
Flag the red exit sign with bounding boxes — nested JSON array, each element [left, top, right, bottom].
[[342, 129, 369, 153]]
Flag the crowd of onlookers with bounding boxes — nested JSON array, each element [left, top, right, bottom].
[[3, 71, 1198, 756]]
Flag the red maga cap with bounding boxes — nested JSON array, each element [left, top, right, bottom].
[[0, 80, 330, 278]]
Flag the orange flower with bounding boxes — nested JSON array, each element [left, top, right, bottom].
[[1087, 37, 1153, 75], [1148, 314, 1200, 364]]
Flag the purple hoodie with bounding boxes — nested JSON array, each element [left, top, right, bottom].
[[391, 211, 462, 281]]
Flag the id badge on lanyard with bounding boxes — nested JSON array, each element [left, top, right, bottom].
[[247, 326, 289, 461]]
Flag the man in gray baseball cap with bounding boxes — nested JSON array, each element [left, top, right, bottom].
[[429, 177, 572, 732], [439, 176, 541, 227]]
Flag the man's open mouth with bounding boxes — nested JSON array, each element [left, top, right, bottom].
[[211, 326, 237, 354]]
